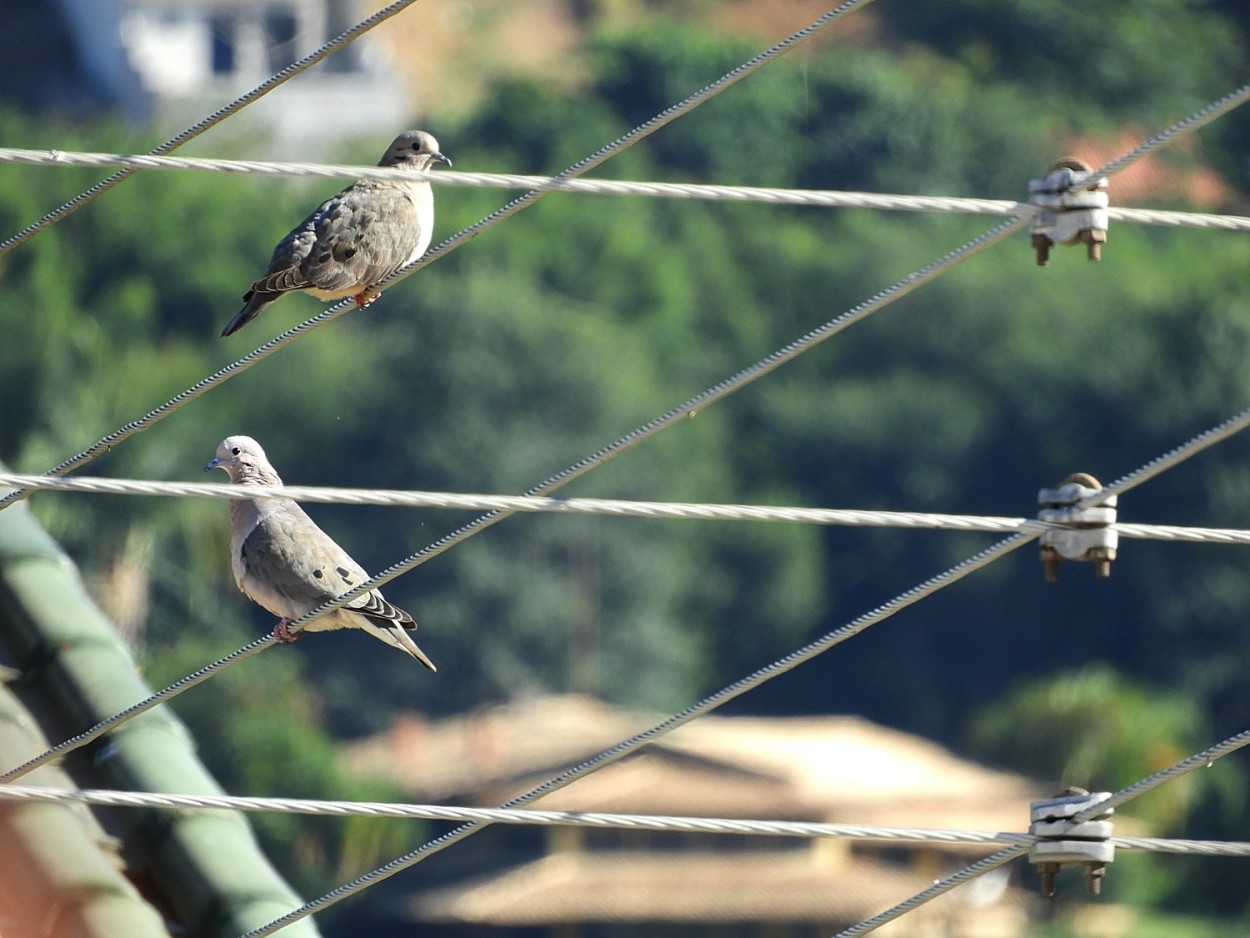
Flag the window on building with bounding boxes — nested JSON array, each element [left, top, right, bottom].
[[209, 13, 235, 74]]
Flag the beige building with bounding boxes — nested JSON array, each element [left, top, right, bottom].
[[342, 695, 1051, 937]]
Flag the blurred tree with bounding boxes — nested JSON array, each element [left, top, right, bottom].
[[2, 3, 1250, 923], [966, 665, 1245, 910], [872, 0, 1244, 116], [967, 664, 1223, 831]]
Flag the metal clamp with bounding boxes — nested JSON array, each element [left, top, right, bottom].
[[1029, 158, 1109, 265], [1029, 787, 1115, 896], [1038, 472, 1117, 581]]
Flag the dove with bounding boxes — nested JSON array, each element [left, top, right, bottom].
[[221, 130, 450, 337], [205, 435, 436, 670]]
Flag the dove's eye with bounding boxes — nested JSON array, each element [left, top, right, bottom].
[[231, 447, 241, 456]]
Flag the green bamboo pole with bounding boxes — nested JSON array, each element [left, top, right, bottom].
[[0, 478, 320, 938]]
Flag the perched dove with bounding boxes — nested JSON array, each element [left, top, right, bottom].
[[221, 130, 451, 337], [205, 435, 436, 670]]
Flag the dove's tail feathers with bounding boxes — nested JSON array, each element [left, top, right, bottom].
[[222, 291, 268, 337], [350, 591, 437, 671], [391, 625, 438, 671], [365, 618, 438, 671]]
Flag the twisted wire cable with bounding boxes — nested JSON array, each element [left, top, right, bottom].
[[1081, 403, 1250, 509], [1, 784, 1247, 856], [1073, 729, 1250, 823], [0, 0, 879, 513], [5, 146, 1250, 232], [2, 0, 890, 785], [833, 846, 1029, 938], [3, 472, 1250, 546], [1087, 84, 1250, 184], [0, 638, 273, 783]]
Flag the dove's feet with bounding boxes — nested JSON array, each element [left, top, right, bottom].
[[272, 618, 299, 643], [353, 290, 381, 308]]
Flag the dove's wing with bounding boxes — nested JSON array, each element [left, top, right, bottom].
[[297, 181, 427, 294], [222, 129, 446, 337], [237, 500, 353, 616], [220, 213, 322, 336], [237, 499, 436, 670]]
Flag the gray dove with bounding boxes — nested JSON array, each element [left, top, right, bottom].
[[221, 130, 450, 337], [205, 435, 436, 670]]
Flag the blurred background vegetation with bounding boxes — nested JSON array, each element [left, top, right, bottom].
[[3, 0, 1250, 930]]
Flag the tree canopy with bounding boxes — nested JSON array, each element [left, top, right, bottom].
[[3, 0, 1250, 923]]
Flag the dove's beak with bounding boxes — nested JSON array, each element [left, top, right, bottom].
[[204, 457, 222, 473], [434, 152, 452, 168]]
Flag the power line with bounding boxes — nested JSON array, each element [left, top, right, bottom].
[[1082, 404, 1250, 508], [5, 146, 1250, 233], [1073, 729, 1250, 823], [1087, 84, 1250, 185], [3, 471, 1250, 547], [3, 13, 1247, 936], [0, 784, 1246, 857], [0, 785, 1033, 846], [836, 725, 1250, 937], [0, 0, 426, 259], [0, 637, 273, 783], [1, 0, 887, 785], [0, 0, 880, 515], [3, 67, 1245, 924], [834, 846, 1029, 938], [237, 533, 1039, 938]]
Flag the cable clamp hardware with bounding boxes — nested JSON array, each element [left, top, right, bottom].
[[1038, 472, 1117, 581], [1029, 787, 1115, 896], [1029, 158, 1109, 265]]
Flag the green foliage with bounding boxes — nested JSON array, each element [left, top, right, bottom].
[[968, 665, 1247, 910], [968, 666, 1221, 828], [1025, 910, 1236, 938], [147, 630, 417, 905], [874, 0, 1244, 116], [3, 2, 1250, 925]]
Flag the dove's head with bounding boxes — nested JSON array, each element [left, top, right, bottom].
[[380, 130, 451, 171], [205, 435, 281, 484]]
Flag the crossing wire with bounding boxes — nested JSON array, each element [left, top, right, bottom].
[[0, 55, 1244, 922], [1, 784, 1248, 857], [1073, 729, 1250, 823], [5, 471, 1250, 547], [0, 0, 880, 514], [0, 0, 886, 783], [237, 532, 1041, 938], [1082, 403, 1250, 508], [834, 725, 1250, 937], [835, 847, 1029, 938], [0, 0, 425, 259], [234, 85, 1250, 935], [0, 210, 1026, 788], [6, 146, 1250, 233], [2, 13, 1247, 938]]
